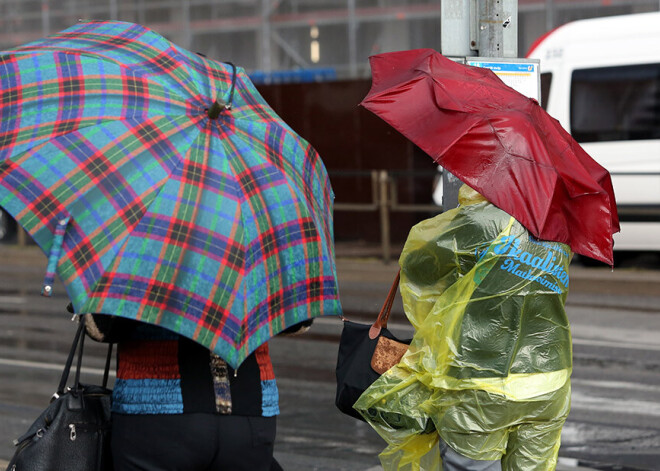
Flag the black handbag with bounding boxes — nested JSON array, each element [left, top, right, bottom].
[[6, 316, 114, 471], [335, 270, 411, 421]]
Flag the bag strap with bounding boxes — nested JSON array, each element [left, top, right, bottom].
[[54, 316, 113, 400], [55, 318, 85, 397], [369, 270, 400, 339], [102, 342, 114, 388]]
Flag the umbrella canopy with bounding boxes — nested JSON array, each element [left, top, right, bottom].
[[361, 48, 619, 265], [0, 20, 341, 367]]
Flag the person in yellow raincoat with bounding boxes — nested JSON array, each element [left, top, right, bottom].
[[354, 184, 573, 471]]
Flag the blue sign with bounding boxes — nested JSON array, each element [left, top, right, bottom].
[[249, 68, 337, 85], [467, 61, 537, 73]]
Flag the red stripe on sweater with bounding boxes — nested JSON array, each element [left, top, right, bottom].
[[117, 339, 180, 379], [254, 343, 275, 381]]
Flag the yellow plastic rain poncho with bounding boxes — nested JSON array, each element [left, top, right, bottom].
[[354, 185, 573, 470]]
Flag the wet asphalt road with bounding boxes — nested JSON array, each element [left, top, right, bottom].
[[1, 245, 660, 470]]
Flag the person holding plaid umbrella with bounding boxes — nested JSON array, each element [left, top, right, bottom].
[[80, 309, 310, 470]]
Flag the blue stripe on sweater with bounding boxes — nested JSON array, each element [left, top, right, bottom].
[[261, 379, 279, 417], [112, 378, 183, 414]]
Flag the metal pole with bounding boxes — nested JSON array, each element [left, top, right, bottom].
[[546, 0, 554, 31], [378, 170, 391, 264], [261, 0, 273, 80], [479, 0, 505, 57], [441, 0, 475, 57], [440, 0, 518, 209], [17, 227, 27, 247], [41, 0, 50, 37], [440, 0, 475, 210], [347, 0, 358, 77], [138, 0, 145, 25], [182, 0, 192, 50], [109, 0, 118, 20]]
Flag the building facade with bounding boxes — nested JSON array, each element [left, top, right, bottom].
[[1, 0, 659, 81]]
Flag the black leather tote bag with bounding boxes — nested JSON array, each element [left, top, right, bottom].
[[6, 316, 113, 471], [335, 271, 411, 421]]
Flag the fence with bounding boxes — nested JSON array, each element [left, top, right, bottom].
[[5, 169, 660, 263], [331, 169, 441, 263], [330, 169, 660, 262]]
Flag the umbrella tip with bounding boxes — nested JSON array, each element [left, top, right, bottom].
[[207, 100, 230, 119]]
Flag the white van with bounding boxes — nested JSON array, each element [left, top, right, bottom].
[[526, 11, 660, 255]]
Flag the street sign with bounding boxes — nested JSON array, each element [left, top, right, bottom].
[[466, 57, 541, 102]]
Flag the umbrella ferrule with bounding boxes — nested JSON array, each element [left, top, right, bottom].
[[207, 100, 229, 119]]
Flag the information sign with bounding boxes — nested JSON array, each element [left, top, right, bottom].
[[466, 58, 541, 102]]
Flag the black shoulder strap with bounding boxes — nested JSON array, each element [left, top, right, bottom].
[[54, 316, 113, 400]]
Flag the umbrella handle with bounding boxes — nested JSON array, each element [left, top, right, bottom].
[[42, 216, 70, 297], [224, 62, 237, 108], [368, 270, 400, 339], [207, 62, 237, 119]]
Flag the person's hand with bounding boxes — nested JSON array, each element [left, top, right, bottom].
[[279, 319, 313, 336]]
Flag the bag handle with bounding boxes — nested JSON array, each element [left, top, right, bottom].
[[369, 270, 400, 339], [53, 316, 113, 401], [55, 318, 84, 398], [74, 320, 113, 388]]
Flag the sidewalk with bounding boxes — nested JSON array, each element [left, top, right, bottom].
[[0, 458, 603, 470], [0, 243, 651, 471]]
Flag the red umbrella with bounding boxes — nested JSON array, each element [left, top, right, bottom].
[[361, 48, 619, 265]]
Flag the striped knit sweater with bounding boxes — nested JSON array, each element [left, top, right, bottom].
[[111, 322, 279, 417]]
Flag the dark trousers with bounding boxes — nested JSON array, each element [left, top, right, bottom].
[[112, 413, 277, 471]]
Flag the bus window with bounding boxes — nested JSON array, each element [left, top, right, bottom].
[[570, 63, 660, 143], [540, 72, 552, 110]]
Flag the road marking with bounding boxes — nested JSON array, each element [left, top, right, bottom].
[[572, 378, 660, 393], [557, 457, 580, 467], [572, 337, 660, 351], [571, 390, 660, 417], [0, 357, 115, 377], [0, 295, 27, 304], [279, 432, 382, 455]]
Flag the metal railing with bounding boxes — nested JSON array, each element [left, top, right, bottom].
[[6, 170, 659, 263], [331, 169, 441, 263], [330, 169, 660, 263]]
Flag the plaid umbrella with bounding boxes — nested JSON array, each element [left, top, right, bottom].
[[0, 20, 341, 367]]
